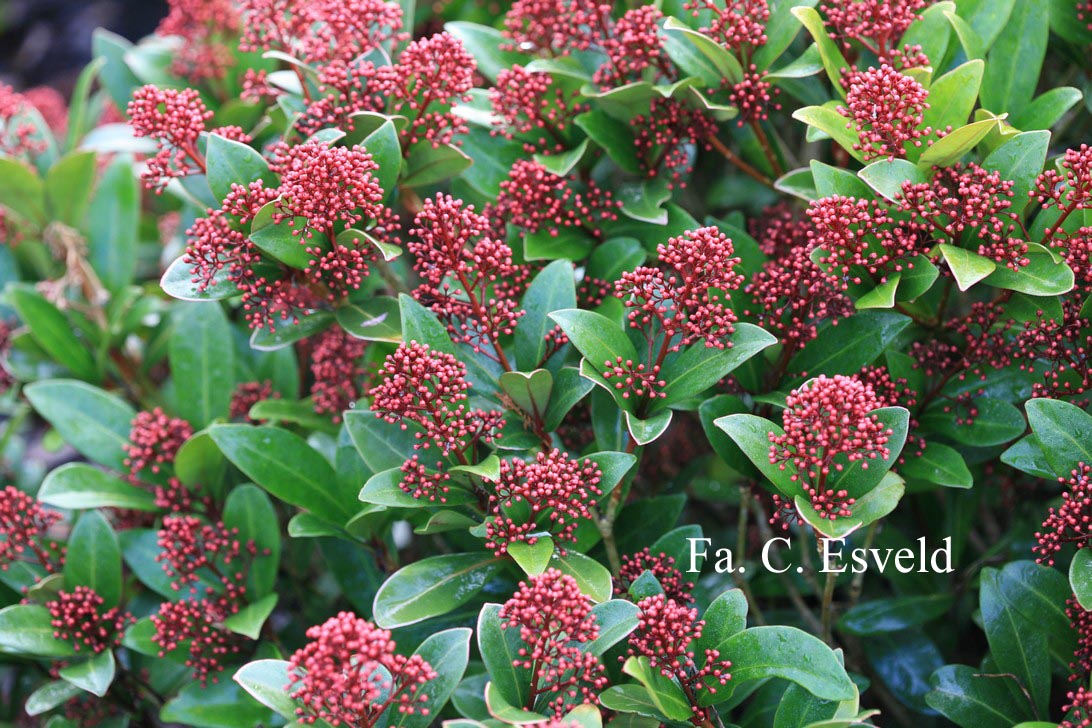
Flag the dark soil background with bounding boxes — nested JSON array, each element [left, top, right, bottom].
[[0, 0, 167, 91]]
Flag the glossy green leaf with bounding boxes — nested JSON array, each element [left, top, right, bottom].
[[59, 650, 115, 698], [516, 260, 576, 370], [169, 302, 234, 427], [233, 660, 298, 720], [10, 286, 98, 381], [206, 134, 275, 201], [1025, 398, 1092, 478], [0, 604, 75, 658], [373, 553, 502, 628], [64, 511, 122, 607], [38, 463, 157, 511]]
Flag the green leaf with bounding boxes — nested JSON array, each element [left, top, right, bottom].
[[753, 0, 816, 70], [362, 121, 402, 196], [794, 472, 905, 540], [587, 599, 640, 657], [205, 134, 275, 202], [925, 665, 1031, 728], [10, 286, 98, 381], [500, 370, 552, 418], [25, 681, 83, 716], [223, 484, 281, 598], [549, 308, 638, 406], [534, 139, 587, 177], [922, 62, 983, 134], [390, 628, 472, 728], [118, 529, 176, 599], [839, 595, 954, 636], [24, 380, 135, 470], [857, 159, 927, 202], [1000, 435, 1055, 479], [598, 685, 670, 722], [938, 244, 996, 290], [1025, 398, 1092, 478], [574, 111, 640, 174], [88, 156, 140, 290], [169, 302, 235, 427], [251, 309, 336, 351], [979, 0, 1048, 113], [790, 7, 847, 95], [585, 451, 638, 493], [209, 424, 355, 525], [1009, 87, 1083, 131], [160, 679, 272, 728], [249, 213, 317, 269], [917, 118, 998, 168], [900, 442, 973, 488], [662, 17, 743, 85], [1071, 549, 1092, 610], [485, 681, 549, 724], [715, 413, 796, 498], [516, 260, 576, 370], [45, 151, 97, 226], [787, 311, 911, 376], [980, 566, 1050, 716], [551, 550, 612, 603], [983, 242, 1073, 295], [623, 410, 673, 446], [657, 324, 776, 407], [543, 367, 594, 431], [336, 296, 402, 342], [792, 106, 863, 163], [954, 0, 1015, 49], [622, 656, 692, 722], [444, 22, 524, 82], [812, 160, 873, 199], [360, 467, 477, 508], [223, 594, 278, 640], [233, 660, 298, 720], [0, 156, 45, 223], [477, 603, 531, 708], [64, 511, 122, 607], [403, 142, 469, 187], [373, 553, 502, 628], [922, 398, 1024, 447], [161, 255, 238, 300], [58, 650, 115, 698], [0, 604, 75, 658], [344, 411, 420, 472], [38, 463, 157, 511], [855, 275, 900, 310], [508, 538, 554, 576], [717, 626, 855, 702], [981, 131, 1048, 214]]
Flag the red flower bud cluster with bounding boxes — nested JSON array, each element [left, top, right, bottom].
[[685, 0, 769, 51], [408, 195, 527, 361], [633, 96, 716, 187], [484, 449, 602, 556], [807, 195, 925, 286], [1014, 303, 1092, 403], [499, 569, 607, 717], [900, 163, 1028, 270], [838, 65, 931, 161], [272, 140, 385, 240], [595, 7, 667, 86], [127, 85, 213, 191], [310, 328, 368, 421], [0, 486, 61, 573], [616, 548, 695, 604], [1069, 595, 1092, 684], [0, 84, 48, 158], [1034, 463, 1092, 566], [287, 612, 437, 727], [602, 358, 667, 401], [819, 0, 927, 57], [153, 596, 243, 685], [124, 408, 194, 476], [627, 594, 731, 721], [502, 1, 611, 57], [616, 226, 745, 352], [371, 342, 504, 455], [491, 66, 588, 156], [157, 0, 240, 81], [858, 365, 923, 458], [769, 374, 892, 520], [156, 515, 258, 592], [730, 67, 781, 125], [1064, 685, 1092, 728], [47, 586, 132, 653], [240, 0, 403, 65], [229, 380, 278, 421], [492, 160, 619, 239]]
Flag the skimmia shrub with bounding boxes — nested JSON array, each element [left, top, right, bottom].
[[0, 0, 1091, 726]]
